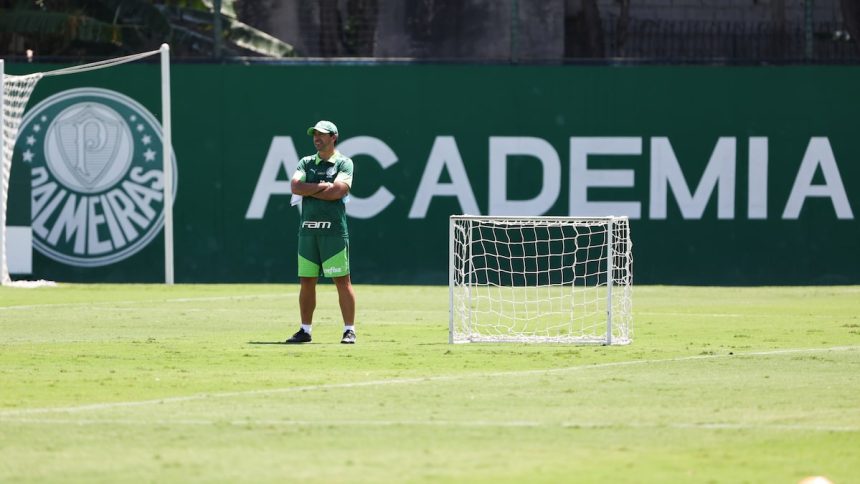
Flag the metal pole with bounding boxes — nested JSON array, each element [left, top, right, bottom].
[[804, 0, 814, 60], [213, 0, 223, 58], [510, 0, 519, 63], [605, 218, 614, 345], [466, 219, 474, 341], [448, 216, 455, 344], [0, 59, 8, 285], [160, 44, 175, 285]]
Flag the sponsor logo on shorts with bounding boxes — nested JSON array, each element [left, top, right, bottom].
[[323, 266, 344, 275], [302, 221, 332, 229], [18, 88, 178, 267]]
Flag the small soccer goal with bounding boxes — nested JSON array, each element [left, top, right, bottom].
[[449, 215, 633, 345]]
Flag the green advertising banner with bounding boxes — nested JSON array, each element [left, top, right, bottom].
[[6, 63, 859, 284]]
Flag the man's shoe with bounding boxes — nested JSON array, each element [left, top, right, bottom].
[[341, 329, 356, 344], [285, 328, 312, 344]]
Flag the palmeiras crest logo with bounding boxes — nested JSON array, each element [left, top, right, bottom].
[[15, 88, 178, 267]]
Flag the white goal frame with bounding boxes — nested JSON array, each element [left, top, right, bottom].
[[0, 44, 174, 286], [449, 215, 633, 345]]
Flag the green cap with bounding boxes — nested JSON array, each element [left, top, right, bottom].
[[307, 120, 338, 136]]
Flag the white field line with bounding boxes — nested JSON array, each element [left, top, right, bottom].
[[2, 418, 857, 433], [0, 293, 294, 311], [0, 345, 857, 418], [635, 311, 846, 319]]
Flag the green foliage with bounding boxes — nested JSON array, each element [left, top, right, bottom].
[[0, 284, 858, 482], [0, 10, 120, 43], [0, 0, 293, 57]]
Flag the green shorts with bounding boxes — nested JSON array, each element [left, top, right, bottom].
[[298, 235, 350, 278]]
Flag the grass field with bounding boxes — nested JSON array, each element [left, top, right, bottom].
[[1, 284, 858, 483]]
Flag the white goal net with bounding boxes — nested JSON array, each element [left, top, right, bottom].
[[449, 215, 633, 345], [0, 46, 174, 286]]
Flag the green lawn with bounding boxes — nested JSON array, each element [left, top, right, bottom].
[[1, 284, 858, 483]]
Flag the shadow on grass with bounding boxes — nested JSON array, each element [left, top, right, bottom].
[[247, 341, 341, 345]]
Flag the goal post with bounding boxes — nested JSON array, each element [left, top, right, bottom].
[[0, 45, 174, 286], [0, 60, 42, 285], [449, 215, 633, 345]]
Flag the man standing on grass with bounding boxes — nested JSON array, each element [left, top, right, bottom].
[[285, 120, 356, 344]]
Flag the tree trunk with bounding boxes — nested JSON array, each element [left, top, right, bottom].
[[319, 0, 343, 56], [842, 0, 860, 54], [565, 0, 605, 58], [345, 0, 378, 56], [615, 0, 630, 57]]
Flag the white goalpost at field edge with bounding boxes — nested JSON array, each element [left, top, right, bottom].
[[0, 44, 174, 285]]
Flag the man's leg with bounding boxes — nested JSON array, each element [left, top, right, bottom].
[[288, 235, 321, 343], [333, 274, 356, 344], [332, 275, 355, 324], [299, 276, 318, 324], [318, 236, 355, 343], [286, 277, 317, 343]]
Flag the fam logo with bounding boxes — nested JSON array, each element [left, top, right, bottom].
[[16, 88, 177, 267]]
